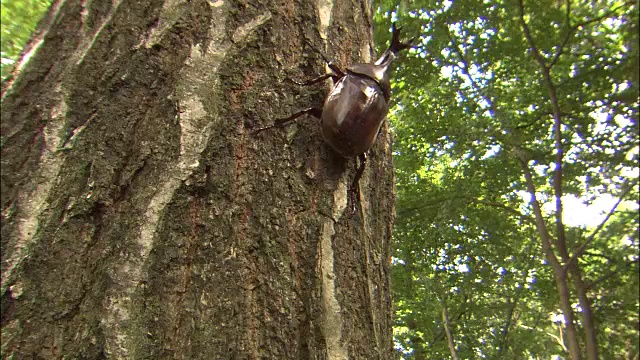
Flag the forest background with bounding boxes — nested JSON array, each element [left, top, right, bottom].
[[2, 0, 638, 358]]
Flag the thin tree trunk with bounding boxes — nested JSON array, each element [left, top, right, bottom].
[[518, 159, 583, 360], [0, 0, 396, 358], [404, 255, 427, 359], [517, 0, 601, 358], [442, 305, 460, 360]]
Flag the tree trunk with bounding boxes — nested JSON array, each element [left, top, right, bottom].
[[0, 0, 396, 358], [442, 306, 459, 360]]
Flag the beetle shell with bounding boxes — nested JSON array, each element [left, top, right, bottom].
[[321, 71, 389, 158], [347, 62, 392, 101]]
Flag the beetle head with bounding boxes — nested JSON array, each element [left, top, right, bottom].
[[347, 23, 414, 100]]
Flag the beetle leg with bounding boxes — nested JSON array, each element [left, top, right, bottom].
[[287, 73, 334, 86], [327, 62, 345, 79], [288, 62, 344, 86], [304, 41, 345, 75], [353, 153, 367, 190], [253, 107, 322, 134], [349, 153, 367, 213]]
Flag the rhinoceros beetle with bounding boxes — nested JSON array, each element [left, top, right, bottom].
[[256, 24, 413, 209]]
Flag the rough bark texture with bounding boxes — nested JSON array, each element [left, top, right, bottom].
[[0, 0, 396, 358]]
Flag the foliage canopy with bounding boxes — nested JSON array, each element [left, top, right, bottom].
[[373, 0, 638, 358], [1, 0, 51, 77]]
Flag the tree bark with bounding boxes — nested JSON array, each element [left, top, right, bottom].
[[442, 306, 459, 360], [0, 0, 396, 358], [518, 158, 583, 360]]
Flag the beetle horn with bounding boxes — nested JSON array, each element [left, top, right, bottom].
[[374, 23, 413, 66], [389, 23, 414, 54]]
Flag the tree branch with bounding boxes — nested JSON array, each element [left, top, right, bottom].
[[467, 198, 536, 225], [517, 0, 549, 70], [518, 0, 568, 258], [516, 144, 583, 360], [587, 258, 638, 290], [519, 2, 604, 359], [442, 306, 460, 360], [549, 0, 573, 68], [564, 178, 638, 271], [515, 154, 559, 266], [397, 192, 537, 226], [572, 1, 636, 30]]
